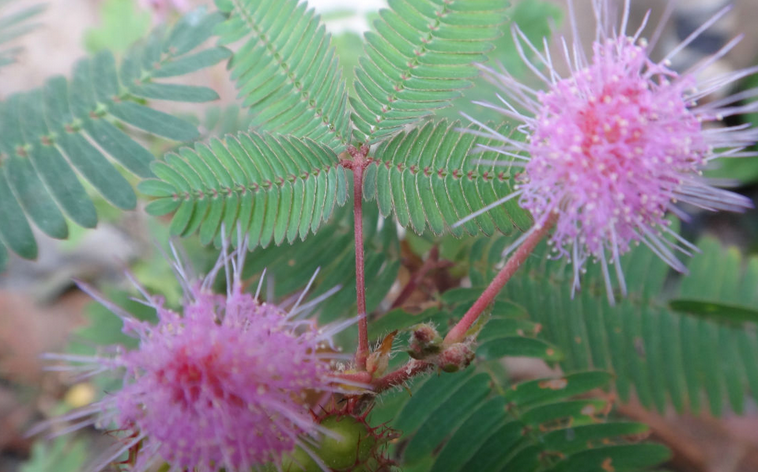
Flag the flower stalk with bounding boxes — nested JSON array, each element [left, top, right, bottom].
[[444, 214, 557, 345]]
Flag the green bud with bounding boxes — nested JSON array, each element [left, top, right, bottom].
[[318, 416, 376, 471], [407, 323, 442, 360]]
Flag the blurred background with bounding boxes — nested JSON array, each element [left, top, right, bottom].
[[1, 1, 758, 471]]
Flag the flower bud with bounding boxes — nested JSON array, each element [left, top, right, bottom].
[[436, 343, 475, 373], [407, 323, 442, 360]]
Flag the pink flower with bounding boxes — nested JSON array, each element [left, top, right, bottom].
[[33, 239, 359, 471], [463, 0, 755, 303], [137, 0, 190, 20]]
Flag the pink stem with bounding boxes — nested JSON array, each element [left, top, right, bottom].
[[349, 146, 370, 370], [335, 371, 373, 385], [444, 216, 556, 345], [372, 360, 434, 393]]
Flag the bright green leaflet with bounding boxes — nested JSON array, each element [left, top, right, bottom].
[[216, 0, 351, 152], [366, 119, 531, 237], [140, 131, 350, 249], [0, 8, 229, 267], [351, 0, 509, 144]]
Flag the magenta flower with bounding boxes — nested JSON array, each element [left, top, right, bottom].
[[32, 239, 359, 471], [463, 0, 755, 303]]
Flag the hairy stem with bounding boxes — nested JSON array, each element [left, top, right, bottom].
[[347, 145, 370, 370], [372, 360, 434, 393], [444, 215, 557, 345]]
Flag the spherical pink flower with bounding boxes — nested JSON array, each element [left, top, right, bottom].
[[33, 241, 358, 471], [463, 0, 755, 302]]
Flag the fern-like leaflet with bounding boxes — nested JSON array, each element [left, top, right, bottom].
[[0, 1, 45, 68], [364, 119, 531, 237], [0, 9, 229, 269], [215, 0, 352, 152], [466, 232, 758, 417], [139, 131, 349, 248], [351, 0, 508, 144], [368, 306, 668, 472]]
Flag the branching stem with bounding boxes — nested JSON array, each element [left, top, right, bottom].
[[370, 216, 556, 394], [444, 214, 557, 345]]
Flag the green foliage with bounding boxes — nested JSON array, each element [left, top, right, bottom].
[[20, 437, 88, 472], [140, 131, 350, 248], [84, 0, 152, 54], [371, 367, 669, 472], [467, 234, 758, 416], [200, 104, 255, 138], [370, 291, 562, 362], [364, 119, 531, 237], [367, 298, 663, 471], [351, 0, 509, 144], [215, 0, 351, 151], [242, 204, 399, 334], [0, 1, 45, 68], [437, 0, 563, 121], [0, 9, 229, 269]]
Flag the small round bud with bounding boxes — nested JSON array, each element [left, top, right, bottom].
[[407, 323, 442, 360], [436, 343, 475, 373]]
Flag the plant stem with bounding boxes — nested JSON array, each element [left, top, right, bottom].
[[348, 145, 370, 370], [443, 215, 557, 345], [336, 371, 373, 385], [391, 245, 440, 309], [372, 360, 434, 393]]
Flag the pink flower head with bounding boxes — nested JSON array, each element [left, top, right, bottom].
[[33, 238, 360, 471], [138, 0, 190, 21], [463, 0, 755, 303]]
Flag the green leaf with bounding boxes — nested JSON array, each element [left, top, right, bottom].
[[367, 119, 530, 236], [151, 48, 232, 78], [218, 0, 351, 151], [547, 444, 672, 472], [0, 242, 6, 272], [129, 83, 221, 103], [503, 371, 614, 409], [235, 203, 399, 334], [372, 366, 666, 472], [669, 299, 758, 325], [20, 437, 88, 472], [351, 0, 508, 144], [142, 131, 349, 248], [0, 2, 45, 68], [476, 232, 758, 416], [0, 8, 227, 264], [0, 172, 37, 259], [477, 336, 562, 361], [109, 102, 200, 141], [541, 423, 649, 454]]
